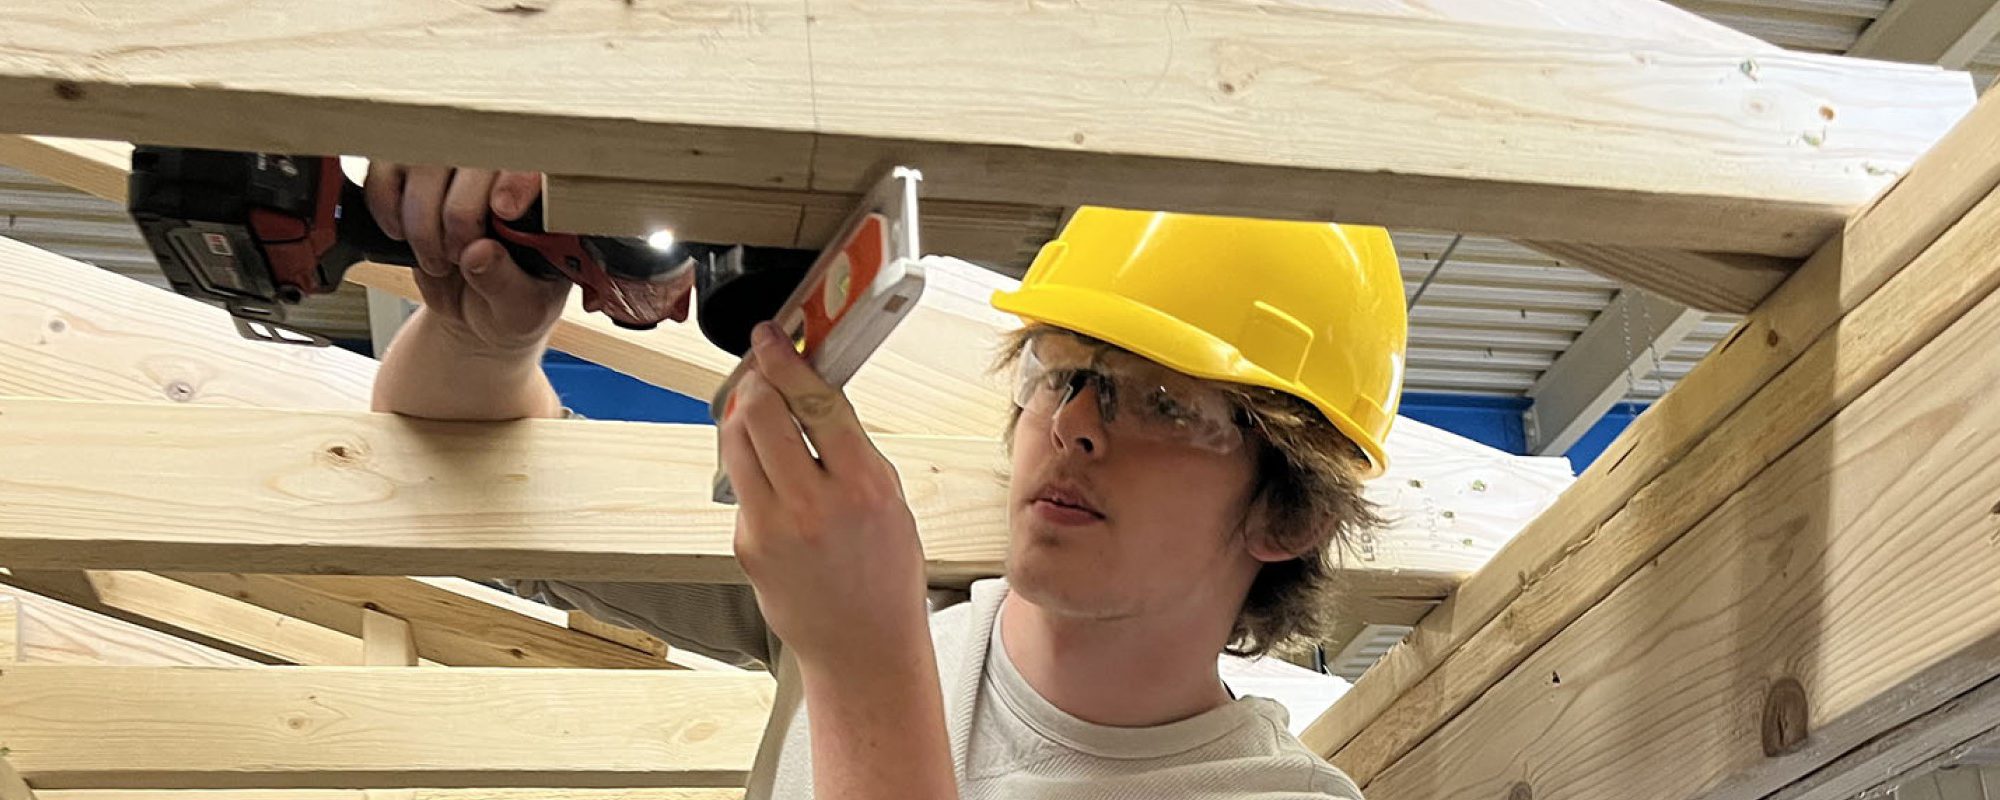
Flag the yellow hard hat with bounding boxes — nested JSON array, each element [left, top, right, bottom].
[[990, 206, 1407, 476]]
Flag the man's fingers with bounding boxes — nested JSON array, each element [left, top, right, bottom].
[[363, 162, 408, 241], [490, 170, 544, 221], [442, 168, 499, 266], [718, 411, 779, 510], [400, 165, 454, 278], [459, 239, 571, 329], [748, 322, 872, 469], [733, 368, 824, 490]]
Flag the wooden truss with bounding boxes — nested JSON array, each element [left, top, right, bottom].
[[0, 0, 1992, 797]]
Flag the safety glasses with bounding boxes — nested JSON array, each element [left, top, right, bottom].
[[1011, 333, 1249, 454]]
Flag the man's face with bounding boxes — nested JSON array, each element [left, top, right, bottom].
[[1003, 333, 1267, 623]]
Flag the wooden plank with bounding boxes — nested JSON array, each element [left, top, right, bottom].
[[0, 596, 16, 663], [0, 2, 1972, 256], [0, 757, 34, 800], [1338, 164, 2000, 786], [1348, 0, 1778, 50], [1851, 0, 2000, 68], [546, 177, 1794, 312], [0, 570, 363, 667], [162, 573, 671, 670], [1763, 672, 2000, 800], [360, 609, 416, 667], [542, 177, 1059, 272], [0, 666, 774, 789], [0, 137, 127, 204], [1518, 242, 1794, 314], [0, 230, 375, 411], [0, 395, 1013, 586], [345, 255, 1023, 439], [0, 586, 251, 667], [1301, 83, 2000, 767], [1360, 247, 2000, 800], [42, 790, 744, 800], [567, 610, 671, 660]]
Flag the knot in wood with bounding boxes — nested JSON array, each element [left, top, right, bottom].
[[1508, 782, 1533, 800], [1762, 676, 1810, 756], [164, 380, 195, 402]]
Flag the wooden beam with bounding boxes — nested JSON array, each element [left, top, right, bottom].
[[1358, 230, 2000, 800], [542, 177, 1060, 272], [0, 596, 16, 663], [0, 2, 1971, 256], [42, 792, 744, 800], [1763, 672, 2000, 800], [1359, 0, 1777, 51], [1516, 242, 1794, 314], [0, 570, 364, 667], [0, 137, 127, 205], [0, 666, 774, 789], [360, 609, 416, 667], [0, 395, 1014, 585], [161, 573, 671, 670], [42, 791, 743, 800], [345, 257, 1021, 439], [1851, 0, 2000, 68], [1302, 82, 2000, 775], [0, 586, 251, 667], [1522, 289, 1707, 455], [0, 756, 35, 800]]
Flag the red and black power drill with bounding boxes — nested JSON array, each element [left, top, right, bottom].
[[127, 146, 700, 346]]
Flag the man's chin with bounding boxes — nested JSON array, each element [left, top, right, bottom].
[[1005, 548, 1124, 618]]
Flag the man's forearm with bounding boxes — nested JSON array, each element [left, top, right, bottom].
[[802, 632, 957, 800], [372, 308, 563, 420]]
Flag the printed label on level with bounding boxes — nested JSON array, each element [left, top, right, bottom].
[[203, 232, 234, 257]]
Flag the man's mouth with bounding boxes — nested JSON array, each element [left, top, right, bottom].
[[1031, 482, 1106, 521]]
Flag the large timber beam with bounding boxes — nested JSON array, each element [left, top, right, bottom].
[[1360, 200, 2000, 800], [0, 394, 1012, 586], [0, 1, 1972, 259], [157, 573, 669, 670], [0, 666, 773, 789], [1851, 0, 2000, 68], [1306, 69, 2000, 799], [0, 569, 367, 666], [0, 585, 250, 667], [43, 792, 744, 800]]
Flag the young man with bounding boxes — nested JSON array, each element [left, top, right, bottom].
[[367, 165, 1405, 799]]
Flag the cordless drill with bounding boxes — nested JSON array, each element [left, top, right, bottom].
[[128, 146, 699, 345]]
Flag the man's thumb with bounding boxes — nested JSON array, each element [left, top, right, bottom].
[[459, 239, 540, 300]]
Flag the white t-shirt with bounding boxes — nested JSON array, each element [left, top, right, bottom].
[[508, 578, 1363, 799]]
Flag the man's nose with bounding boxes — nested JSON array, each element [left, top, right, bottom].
[[1048, 383, 1109, 456]]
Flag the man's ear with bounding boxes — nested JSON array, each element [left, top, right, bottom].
[[1247, 528, 1311, 564], [1242, 500, 1310, 564]]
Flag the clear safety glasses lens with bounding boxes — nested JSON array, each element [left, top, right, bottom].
[[1012, 338, 1245, 454]]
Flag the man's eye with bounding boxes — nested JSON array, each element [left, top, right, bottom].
[[1144, 388, 1198, 421], [1039, 368, 1080, 392]]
